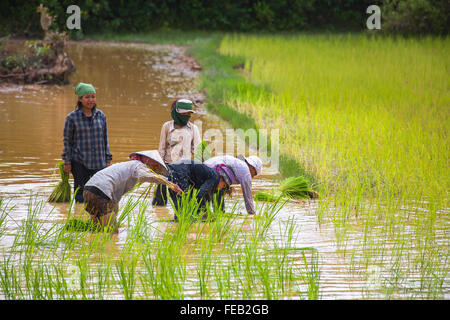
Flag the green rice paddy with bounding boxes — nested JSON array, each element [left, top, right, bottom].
[[0, 32, 448, 300], [217, 33, 449, 298], [0, 191, 319, 300]]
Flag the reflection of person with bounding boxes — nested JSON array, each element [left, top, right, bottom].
[[62, 83, 112, 203], [83, 150, 182, 232], [167, 160, 230, 221], [153, 99, 201, 206], [204, 155, 262, 215]]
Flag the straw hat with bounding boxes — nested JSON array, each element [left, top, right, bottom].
[[129, 150, 168, 175]]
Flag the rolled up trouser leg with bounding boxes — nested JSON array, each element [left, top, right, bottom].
[[83, 190, 119, 229]]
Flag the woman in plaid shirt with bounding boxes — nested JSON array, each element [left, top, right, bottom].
[[62, 83, 112, 203]]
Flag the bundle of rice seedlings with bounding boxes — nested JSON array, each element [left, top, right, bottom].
[[48, 162, 71, 203], [255, 176, 318, 203], [254, 191, 282, 202], [279, 176, 313, 200]]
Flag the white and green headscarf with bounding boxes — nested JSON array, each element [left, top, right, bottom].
[[171, 99, 195, 126]]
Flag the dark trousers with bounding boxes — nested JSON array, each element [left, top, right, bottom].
[[71, 160, 101, 203], [152, 184, 168, 206]]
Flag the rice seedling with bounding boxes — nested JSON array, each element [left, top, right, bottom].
[[0, 198, 14, 240], [141, 240, 187, 299], [252, 198, 285, 240], [48, 162, 71, 203], [115, 254, 139, 300]]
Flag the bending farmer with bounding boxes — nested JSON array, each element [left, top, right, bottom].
[[83, 150, 182, 232], [167, 160, 230, 221], [204, 154, 262, 215]]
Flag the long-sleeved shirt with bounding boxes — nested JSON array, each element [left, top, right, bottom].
[[85, 160, 168, 202], [168, 160, 219, 202], [62, 107, 112, 170], [158, 120, 201, 164], [204, 155, 255, 214]]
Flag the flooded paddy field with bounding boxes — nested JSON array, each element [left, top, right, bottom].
[[0, 41, 448, 300]]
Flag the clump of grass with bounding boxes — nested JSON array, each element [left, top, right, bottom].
[[48, 162, 71, 203], [64, 218, 96, 233]]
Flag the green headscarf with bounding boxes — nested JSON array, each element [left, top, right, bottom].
[[171, 99, 194, 126], [75, 82, 96, 97]]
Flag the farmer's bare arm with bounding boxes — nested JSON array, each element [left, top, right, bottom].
[[64, 164, 72, 174]]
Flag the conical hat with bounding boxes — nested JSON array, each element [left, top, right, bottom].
[[129, 150, 168, 175]]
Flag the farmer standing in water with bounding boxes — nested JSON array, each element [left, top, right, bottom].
[[153, 99, 201, 206], [166, 159, 231, 221], [62, 82, 112, 203]]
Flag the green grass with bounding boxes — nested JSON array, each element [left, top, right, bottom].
[[219, 33, 449, 203], [212, 32, 448, 298]]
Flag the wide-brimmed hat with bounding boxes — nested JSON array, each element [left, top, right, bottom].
[[129, 150, 168, 175], [237, 155, 262, 176]]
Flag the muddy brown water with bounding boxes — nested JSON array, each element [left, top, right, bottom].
[[0, 42, 447, 299]]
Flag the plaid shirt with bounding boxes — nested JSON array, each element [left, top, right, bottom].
[[62, 106, 112, 170]]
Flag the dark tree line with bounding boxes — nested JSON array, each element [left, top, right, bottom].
[[0, 0, 448, 37]]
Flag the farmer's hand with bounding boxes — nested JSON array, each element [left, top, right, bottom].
[[64, 164, 71, 174], [171, 183, 184, 195]]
